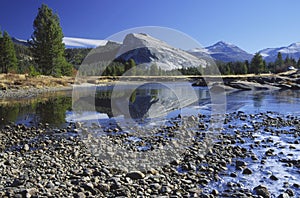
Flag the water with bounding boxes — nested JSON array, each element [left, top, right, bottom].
[[0, 91, 72, 127], [2, 83, 300, 127]]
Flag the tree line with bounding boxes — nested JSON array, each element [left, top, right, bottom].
[[217, 52, 300, 75]]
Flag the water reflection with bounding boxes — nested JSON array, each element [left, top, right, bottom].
[[73, 82, 207, 123], [253, 92, 265, 108], [0, 93, 72, 127], [4, 85, 300, 128]]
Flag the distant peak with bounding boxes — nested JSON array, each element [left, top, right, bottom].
[[215, 41, 235, 47], [288, 42, 300, 48]]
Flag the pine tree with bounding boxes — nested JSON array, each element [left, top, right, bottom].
[[250, 53, 264, 74], [274, 52, 284, 73], [0, 31, 18, 73], [30, 4, 72, 76]]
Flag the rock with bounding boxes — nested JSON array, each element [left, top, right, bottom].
[[23, 144, 30, 151], [230, 172, 237, 177], [211, 189, 219, 196], [210, 84, 237, 92], [284, 189, 294, 197], [96, 183, 110, 193], [228, 80, 277, 91], [242, 168, 253, 175], [236, 160, 247, 169], [292, 183, 300, 188], [81, 182, 96, 194], [74, 192, 86, 198], [253, 185, 271, 198], [161, 185, 172, 194], [11, 178, 23, 187], [24, 188, 38, 197], [126, 171, 145, 180], [277, 193, 290, 198], [270, 174, 279, 181], [46, 181, 55, 188], [150, 183, 161, 190], [251, 155, 258, 161]]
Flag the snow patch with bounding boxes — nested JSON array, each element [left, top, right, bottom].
[[63, 37, 108, 48]]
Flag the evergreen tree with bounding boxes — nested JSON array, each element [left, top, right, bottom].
[[128, 59, 136, 76], [30, 4, 72, 76], [240, 62, 248, 74], [0, 31, 18, 73], [274, 52, 284, 73], [250, 53, 264, 74]]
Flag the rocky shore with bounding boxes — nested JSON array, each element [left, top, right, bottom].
[[192, 70, 300, 92], [0, 111, 299, 197]]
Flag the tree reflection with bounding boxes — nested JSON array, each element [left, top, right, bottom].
[[36, 96, 72, 126]]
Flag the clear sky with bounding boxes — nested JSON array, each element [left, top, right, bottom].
[[1, 0, 300, 53]]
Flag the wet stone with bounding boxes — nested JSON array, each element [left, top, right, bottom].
[[236, 160, 247, 168], [270, 174, 279, 181], [230, 172, 237, 177], [285, 189, 294, 197], [277, 193, 290, 198], [253, 185, 270, 198], [242, 168, 253, 175]]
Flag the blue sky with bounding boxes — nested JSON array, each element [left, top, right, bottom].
[[1, 0, 300, 53]]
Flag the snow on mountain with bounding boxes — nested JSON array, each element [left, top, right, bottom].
[[189, 41, 253, 62], [114, 33, 208, 70], [259, 42, 300, 62], [12, 37, 108, 48], [205, 41, 253, 62], [12, 37, 30, 46], [63, 37, 108, 48]]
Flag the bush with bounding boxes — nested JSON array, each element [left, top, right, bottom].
[[28, 65, 40, 77]]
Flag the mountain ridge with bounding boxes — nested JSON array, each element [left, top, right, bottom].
[[12, 36, 300, 63]]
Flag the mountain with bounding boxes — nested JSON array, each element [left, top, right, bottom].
[[12, 37, 30, 47], [93, 33, 209, 70], [259, 42, 300, 62], [190, 41, 253, 62], [12, 34, 300, 64]]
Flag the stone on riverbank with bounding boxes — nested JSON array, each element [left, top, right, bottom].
[[253, 185, 271, 198]]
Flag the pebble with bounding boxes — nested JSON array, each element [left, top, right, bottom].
[[0, 112, 299, 197], [23, 144, 30, 151], [270, 174, 279, 181], [285, 189, 294, 197], [242, 168, 253, 175], [126, 171, 145, 180], [277, 193, 290, 198]]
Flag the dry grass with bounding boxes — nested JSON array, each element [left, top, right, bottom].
[[0, 74, 74, 90]]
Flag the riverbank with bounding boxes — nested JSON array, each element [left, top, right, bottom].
[[0, 74, 74, 98], [0, 111, 299, 197], [1, 70, 300, 99]]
